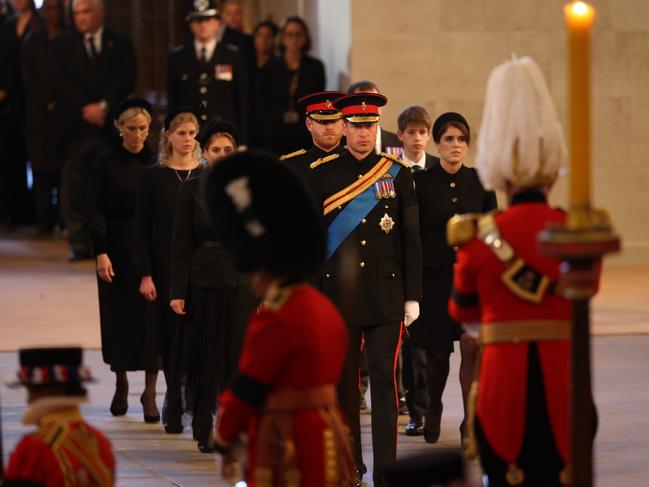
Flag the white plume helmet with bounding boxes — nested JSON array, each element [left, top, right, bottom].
[[475, 56, 567, 191]]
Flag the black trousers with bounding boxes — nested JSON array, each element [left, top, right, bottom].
[[0, 112, 32, 225], [402, 340, 429, 421], [33, 170, 60, 232], [337, 321, 401, 487], [60, 128, 106, 252]]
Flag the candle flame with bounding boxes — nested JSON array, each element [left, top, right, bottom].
[[572, 1, 589, 15]]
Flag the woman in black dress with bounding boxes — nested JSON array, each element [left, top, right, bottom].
[[258, 16, 325, 154], [249, 20, 278, 148], [169, 117, 258, 452], [89, 98, 159, 422], [410, 112, 497, 445], [135, 108, 203, 433]]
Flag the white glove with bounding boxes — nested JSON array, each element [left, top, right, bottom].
[[404, 301, 420, 327]]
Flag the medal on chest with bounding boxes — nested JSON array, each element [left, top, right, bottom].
[[379, 213, 395, 234], [373, 175, 396, 200]]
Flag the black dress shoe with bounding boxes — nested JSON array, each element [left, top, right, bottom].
[[423, 428, 440, 444], [110, 389, 128, 416], [197, 440, 216, 453], [405, 419, 424, 436], [140, 393, 160, 424], [68, 249, 92, 262]]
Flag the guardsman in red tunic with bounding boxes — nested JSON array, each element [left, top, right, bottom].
[[447, 57, 597, 487], [203, 152, 356, 487], [4, 347, 115, 486]]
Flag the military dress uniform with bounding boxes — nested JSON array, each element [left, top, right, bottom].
[[279, 91, 347, 181], [448, 191, 576, 486], [5, 347, 115, 487], [308, 93, 422, 486], [167, 4, 249, 141]]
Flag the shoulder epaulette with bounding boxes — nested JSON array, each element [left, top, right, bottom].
[[379, 152, 409, 167], [225, 43, 239, 52], [446, 213, 481, 246], [279, 148, 307, 161], [309, 153, 340, 169]]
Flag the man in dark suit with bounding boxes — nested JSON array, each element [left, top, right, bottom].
[[53, 0, 136, 260], [167, 1, 249, 142], [308, 93, 422, 487], [393, 105, 438, 438], [347, 79, 403, 154], [220, 0, 255, 71], [279, 90, 346, 181]]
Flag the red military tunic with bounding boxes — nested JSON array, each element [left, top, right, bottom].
[[449, 198, 572, 470], [215, 284, 354, 487], [6, 407, 115, 486]]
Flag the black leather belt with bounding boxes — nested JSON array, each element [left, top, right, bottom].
[[198, 241, 221, 248]]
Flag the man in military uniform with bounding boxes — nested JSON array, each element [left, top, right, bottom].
[[308, 93, 422, 487], [4, 347, 115, 485], [279, 90, 346, 181], [167, 0, 249, 142]]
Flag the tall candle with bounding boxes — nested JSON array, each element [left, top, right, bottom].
[[564, 1, 595, 229]]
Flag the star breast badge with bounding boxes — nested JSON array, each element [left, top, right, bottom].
[[379, 213, 395, 234]]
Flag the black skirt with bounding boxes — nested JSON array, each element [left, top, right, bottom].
[[408, 266, 461, 353], [182, 285, 258, 419]]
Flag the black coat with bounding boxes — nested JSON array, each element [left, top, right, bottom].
[[52, 28, 136, 136], [381, 128, 402, 151], [170, 175, 242, 300], [166, 39, 250, 141], [21, 26, 65, 171], [409, 161, 497, 350], [88, 142, 156, 370], [309, 150, 423, 327], [259, 54, 325, 154], [222, 26, 255, 73]]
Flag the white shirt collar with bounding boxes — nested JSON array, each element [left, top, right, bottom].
[[402, 151, 427, 170], [84, 26, 103, 53], [375, 127, 383, 154], [195, 37, 218, 62]]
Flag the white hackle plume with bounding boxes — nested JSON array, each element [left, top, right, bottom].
[[476, 56, 567, 191]]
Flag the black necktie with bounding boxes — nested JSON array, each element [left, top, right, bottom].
[[200, 46, 207, 63], [411, 164, 423, 173], [86, 35, 98, 59]]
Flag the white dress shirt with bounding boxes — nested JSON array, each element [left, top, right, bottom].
[[84, 26, 103, 57], [402, 151, 427, 171], [195, 38, 218, 62]]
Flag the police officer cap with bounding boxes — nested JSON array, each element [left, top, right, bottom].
[[114, 98, 153, 122], [432, 112, 470, 143], [298, 91, 347, 121], [198, 116, 240, 148], [333, 93, 387, 124], [164, 106, 198, 131], [205, 151, 325, 282], [186, 0, 220, 21]]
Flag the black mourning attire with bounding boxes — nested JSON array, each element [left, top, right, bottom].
[[0, 12, 41, 225], [259, 54, 325, 154], [135, 163, 203, 426], [166, 38, 250, 141], [89, 142, 156, 371], [222, 25, 255, 74], [21, 25, 66, 232], [380, 128, 402, 152], [309, 149, 423, 485], [53, 28, 136, 254], [169, 175, 257, 445]]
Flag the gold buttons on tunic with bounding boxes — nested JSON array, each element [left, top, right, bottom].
[[199, 86, 207, 94], [201, 114, 208, 121], [361, 218, 367, 224], [452, 197, 459, 203], [325, 273, 331, 278], [200, 73, 208, 80], [360, 261, 366, 268], [361, 240, 367, 246], [358, 174, 363, 179], [450, 182, 456, 188]]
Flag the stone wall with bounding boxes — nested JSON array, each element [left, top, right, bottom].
[[350, 0, 649, 264]]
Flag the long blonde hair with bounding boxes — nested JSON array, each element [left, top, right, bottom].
[[158, 112, 202, 166]]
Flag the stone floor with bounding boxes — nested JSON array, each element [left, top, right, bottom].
[[1, 232, 649, 486]]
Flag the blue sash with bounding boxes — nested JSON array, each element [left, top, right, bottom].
[[326, 163, 401, 260]]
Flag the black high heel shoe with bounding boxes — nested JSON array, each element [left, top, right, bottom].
[[140, 393, 160, 424], [110, 388, 128, 416]]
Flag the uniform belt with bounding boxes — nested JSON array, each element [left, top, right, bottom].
[[198, 240, 221, 248], [480, 320, 571, 345], [264, 384, 336, 413]]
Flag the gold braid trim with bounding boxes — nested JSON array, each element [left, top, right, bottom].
[[279, 148, 307, 161]]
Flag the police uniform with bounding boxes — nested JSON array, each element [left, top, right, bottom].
[[167, 1, 250, 140], [308, 93, 422, 486], [279, 91, 347, 181], [205, 153, 355, 487], [5, 347, 115, 486], [447, 56, 597, 487]]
